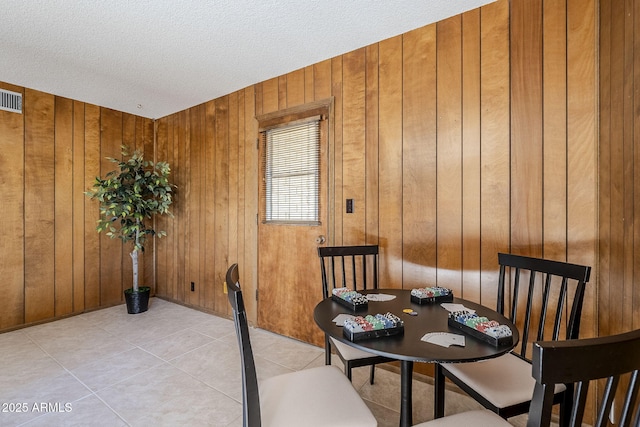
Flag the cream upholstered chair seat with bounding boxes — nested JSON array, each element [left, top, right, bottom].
[[260, 365, 376, 427], [413, 409, 510, 427], [330, 336, 379, 361], [441, 353, 565, 409]]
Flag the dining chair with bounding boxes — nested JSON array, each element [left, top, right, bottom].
[[226, 263, 378, 427], [434, 252, 591, 424], [418, 328, 640, 427], [318, 245, 394, 384]]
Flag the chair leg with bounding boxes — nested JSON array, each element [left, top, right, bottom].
[[559, 388, 572, 427], [324, 335, 331, 365], [369, 364, 375, 385], [434, 364, 446, 419]]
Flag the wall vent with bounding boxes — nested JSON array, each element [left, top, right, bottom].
[[0, 89, 23, 114]]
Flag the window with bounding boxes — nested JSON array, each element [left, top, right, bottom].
[[261, 119, 320, 224]]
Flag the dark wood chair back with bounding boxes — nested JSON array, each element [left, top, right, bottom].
[[497, 253, 591, 360], [226, 263, 261, 427], [529, 328, 640, 427], [318, 245, 379, 299]]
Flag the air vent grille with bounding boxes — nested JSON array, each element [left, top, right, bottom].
[[0, 89, 23, 114]]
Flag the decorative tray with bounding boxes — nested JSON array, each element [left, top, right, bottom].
[[343, 313, 404, 342], [331, 287, 368, 311], [410, 286, 454, 304], [447, 311, 513, 347]]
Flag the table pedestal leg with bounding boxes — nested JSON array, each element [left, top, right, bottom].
[[434, 363, 445, 418], [399, 360, 413, 427]]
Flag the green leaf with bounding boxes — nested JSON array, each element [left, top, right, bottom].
[[84, 145, 174, 253]]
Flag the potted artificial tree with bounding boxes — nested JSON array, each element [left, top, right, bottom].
[[86, 146, 174, 314]]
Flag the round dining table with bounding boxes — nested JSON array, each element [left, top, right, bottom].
[[313, 288, 519, 427]]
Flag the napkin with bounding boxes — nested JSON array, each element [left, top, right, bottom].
[[421, 332, 466, 348], [366, 293, 396, 302]]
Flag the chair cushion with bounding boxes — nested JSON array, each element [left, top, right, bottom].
[[441, 353, 566, 409], [331, 336, 380, 361], [260, 365, 377, 427], [413, 409, 511, 426]]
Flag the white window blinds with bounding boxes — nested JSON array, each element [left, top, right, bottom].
[[261, 119, 320, 224]]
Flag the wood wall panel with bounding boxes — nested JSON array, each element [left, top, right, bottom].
[[567, 0, 597, 336], [24, 89, 56, 323], [241, 86, 258, 320], [72, 100, 85, 313], [0, 82, 25, 329], [303, 66, 314, 104], [99, 108, 124, 306], [364, 45, 380, 247], [278, 76, 287, 110], [228, 93, 239, 307], [402, 25, 437, 289], [227, 95, 239, 282], [436, 16, 463, 295], [177, 111, 188, 302], [261, 78, 279, 114], [188, 105, 202, 307], [606, 0, 625, 340], [598, 0, 612, 340], [155, 116, 169, 298], [378, 36, 404, 289], [203, 101, 216, 312], [461, 9, 482, 303], [213, 97, 230, 314], [285, 68, 305, 108], [510, 0, 544, 332], [54, 96, 74, 317], [342, 48, 366, 244], [166, 113, 179, 300], [479, 0, 511, 306], [229, 91, 241, 315], [141, 117, 155, 290], [331, 57, 343, 244], [622, 1, 635, 336], [511, 0, 543, 258], [83, 104, 101, 309], [634, 0, 640, 332], [121, 114, 136, 294], [314, 60, 332, 100], [543, 0, 568, 262]]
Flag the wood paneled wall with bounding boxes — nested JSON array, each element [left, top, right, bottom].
[[2, 0, 606, 347], [155, 0, 598, 342], [599, 0, 640, 336], [154, 90, 259, 318], [0, 82, 154, 331]]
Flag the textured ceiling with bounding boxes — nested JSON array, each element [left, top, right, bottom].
[[1, 0, 493, 119]]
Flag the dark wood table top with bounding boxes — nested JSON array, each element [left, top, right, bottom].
[[313, 288, 519, 363]]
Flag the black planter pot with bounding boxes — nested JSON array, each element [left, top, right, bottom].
[[124, 286, 151, 314]]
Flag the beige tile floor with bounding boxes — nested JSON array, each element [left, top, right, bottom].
[[0, 298, 534, 427]]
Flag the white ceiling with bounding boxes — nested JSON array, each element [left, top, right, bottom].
[[1, 0, 493, 119]]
